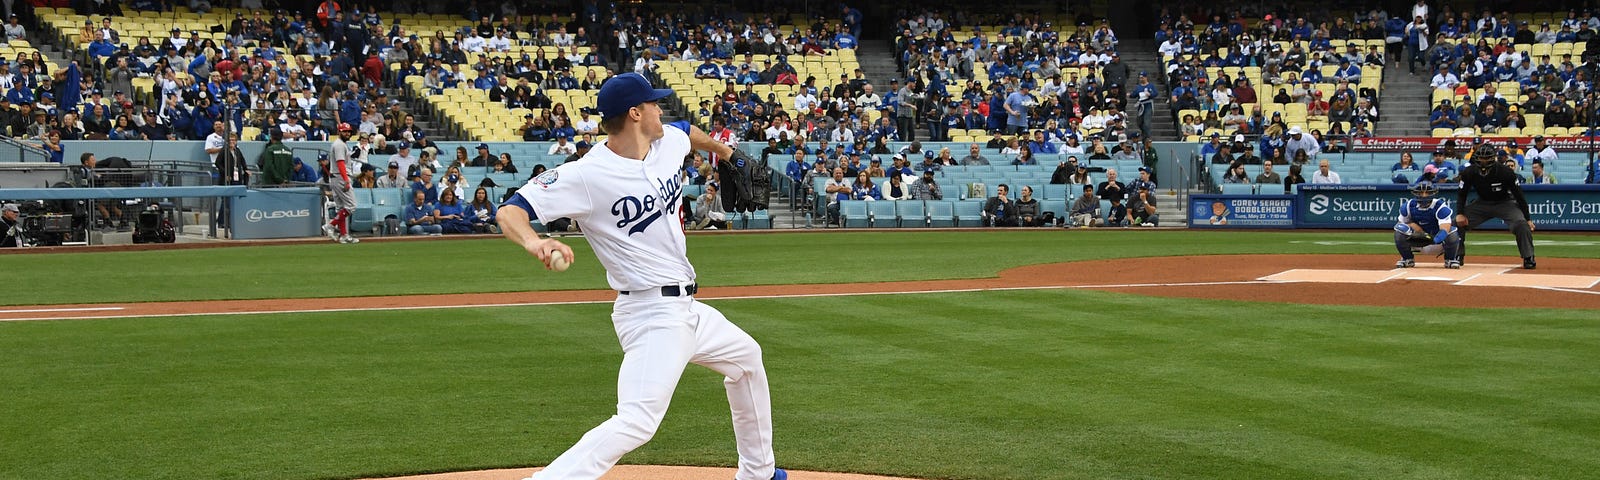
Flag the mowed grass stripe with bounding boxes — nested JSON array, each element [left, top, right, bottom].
[[3, 291, 1599, 480]]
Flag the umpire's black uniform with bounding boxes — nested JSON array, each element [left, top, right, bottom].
[[1455, 161, 1536, 268]]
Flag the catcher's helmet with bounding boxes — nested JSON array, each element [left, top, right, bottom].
[[1410, 180, 1437, 197]]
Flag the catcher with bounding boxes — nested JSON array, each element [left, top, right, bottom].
[[1393, 180, 1460, 268], [1455, 144, 1537, 269], [716, 148, 772, 213]]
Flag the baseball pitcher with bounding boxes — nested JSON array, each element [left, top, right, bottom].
[[496, 73, 784, 480]]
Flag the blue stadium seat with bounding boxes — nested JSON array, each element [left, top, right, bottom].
[[867, 200, 898, 227], [926, 200, 957, 227], [840, 200, 870, 228], [745, 209, 771, 229], [373, 187, 406, 207], [1042, 183, 1070, 201], [1220, 184, 1257, 195], [897, 200, 928, 227], [1040, 199, 1068, 225], [954, 200, 984, 226]]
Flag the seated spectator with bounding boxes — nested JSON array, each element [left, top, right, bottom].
[[1103, 196, 1129, 227], [376, 161, 407, 188], [1392, 152, 1422, 173], [494, 153, 519, 174], [470, 143, 495, 167], [1012, 146, 1037, 166], [467, 186, 498, 232], [404, 190, 442, 235], [1255, 161, 1282, 185], [823, 167, 852, 226], [1128, 185, 1159, 227], [353, 164, 377, 188], [548, 136, 576, 155], [1015, 185, 1044, 226], [1059, 180, 1094, 226], [850, 172, 880, 200], [1312, 159, 1342, 184], [911, 168, 942, 200], [983, 184, 1019, 227], [1222, 161, 1251, 184], [411, 168, 439, 204], [433, 189, 473, 234], [881, 174, 913, 201], [692, 183, 730, 230]]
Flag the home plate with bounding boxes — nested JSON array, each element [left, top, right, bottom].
[[1260, 269, 1398, 283]]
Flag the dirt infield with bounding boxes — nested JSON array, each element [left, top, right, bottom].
[[3, 255, 1597, 323], [364, 465, 924, 480]]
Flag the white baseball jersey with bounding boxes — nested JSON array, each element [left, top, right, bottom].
[[515, 122, 694, 292]]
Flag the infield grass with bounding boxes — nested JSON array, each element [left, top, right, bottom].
[[6, 230, 1597, 305], [3, 290, 1599, 480]]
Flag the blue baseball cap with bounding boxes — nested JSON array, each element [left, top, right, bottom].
[[596, 73, 674, 120]]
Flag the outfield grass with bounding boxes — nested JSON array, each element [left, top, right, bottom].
[[3, 291, 1597, 480], [6, 230, 1596, 305]]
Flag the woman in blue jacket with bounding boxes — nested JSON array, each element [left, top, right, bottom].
[[433, 189, 474, 234], [467, 187, 497, 233]]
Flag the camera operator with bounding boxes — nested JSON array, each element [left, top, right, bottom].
[[75, 152, 127, 231], [1, 204, 21, 247]]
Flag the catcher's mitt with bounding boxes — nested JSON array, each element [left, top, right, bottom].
[[1404, 233, 1434, 249], [716, 150, 771, 213]]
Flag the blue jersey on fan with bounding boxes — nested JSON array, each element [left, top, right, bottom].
[[1398, 198, 1453, 235]]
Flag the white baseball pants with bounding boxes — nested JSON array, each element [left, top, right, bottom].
[[528, 292, 776, 480]]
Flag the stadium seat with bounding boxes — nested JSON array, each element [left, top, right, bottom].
[[926, 201, 957, 227], [954, 200, 984, 227], [840, 200, 869, 228], [897, 200, 927, 227], [1221, 184, 1256, 195], [745, 209, 772, 229], [867, 200, 898, 227]]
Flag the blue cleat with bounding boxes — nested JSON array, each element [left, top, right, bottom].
[[773, 468, 788, 480]]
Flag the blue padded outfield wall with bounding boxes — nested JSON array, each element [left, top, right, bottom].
[[1190, 185, 1600, 230]]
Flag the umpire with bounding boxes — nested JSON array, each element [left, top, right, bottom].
[[1455, 145, 1537, 269]]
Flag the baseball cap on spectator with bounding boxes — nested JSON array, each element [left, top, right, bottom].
[[1288, 126, 1303, 135], [318, 153, 330, 162], [476, 143, 489, 150], [388, 161, 400, 168], [361, 163, 376, 172], [1, 203, 18, 214], [923, 151, 935, 159], [596, 73, 674, 120], [576, 141, 592, 149], [398, 142, 411, 150], [870, 157, 881, 164]]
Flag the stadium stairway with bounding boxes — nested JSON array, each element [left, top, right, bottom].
[[1119, 39, 1178, 141], [1380, 64, 1432, 136], [856, 40, 903, 89]]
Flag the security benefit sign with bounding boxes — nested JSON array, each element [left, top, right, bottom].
[[1187, 195, 1297, 228], [1297, 184, 1600, 231]]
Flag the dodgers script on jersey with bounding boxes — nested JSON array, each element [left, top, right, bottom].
[[516, 123, 694, 291], [1398, 198, 1453, 235]]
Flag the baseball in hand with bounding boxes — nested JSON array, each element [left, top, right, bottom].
[[549, 250, 570, 272]]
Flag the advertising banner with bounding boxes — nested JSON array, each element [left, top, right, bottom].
[[1295, 184, 1600, 230], [1349, 136, 1600, 152], [229, 187, 324, 239], [1187, 195, 1297, 228]]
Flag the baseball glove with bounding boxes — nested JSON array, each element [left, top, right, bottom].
[[716, 149, 771, 213], [1404, 233, 1434, 249]]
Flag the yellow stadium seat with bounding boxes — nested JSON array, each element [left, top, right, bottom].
[[1431, 128, 1452, 138]]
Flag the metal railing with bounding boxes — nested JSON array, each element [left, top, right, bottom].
[[0, 135, 53, 162]]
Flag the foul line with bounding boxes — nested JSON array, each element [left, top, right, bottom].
[[0, 281, 1278, 323], [1529, 286, 1600, 296]]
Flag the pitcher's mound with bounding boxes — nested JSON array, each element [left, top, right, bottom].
[[366, 465, 928, 480]]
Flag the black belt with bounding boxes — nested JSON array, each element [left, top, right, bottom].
[[618, 283, 698, 296]]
